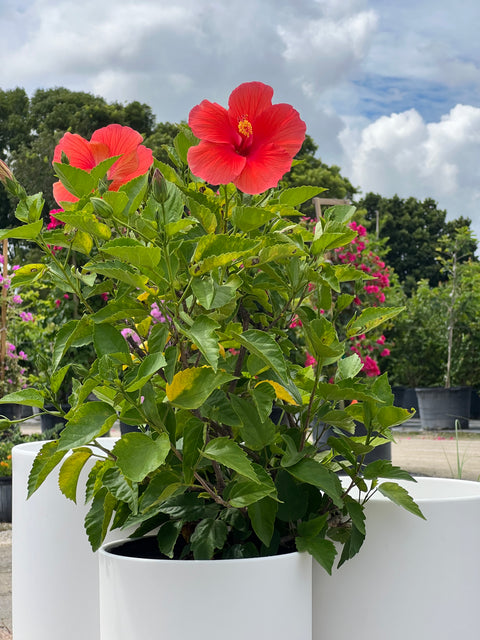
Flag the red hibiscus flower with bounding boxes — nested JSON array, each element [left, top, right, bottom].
[[53, 124, 154, 205], [187, 82, 306, 194]]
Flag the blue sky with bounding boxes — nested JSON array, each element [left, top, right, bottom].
[[2, 0, 480, 237]]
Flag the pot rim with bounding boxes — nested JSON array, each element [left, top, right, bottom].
[[99, 538, 306, 565]]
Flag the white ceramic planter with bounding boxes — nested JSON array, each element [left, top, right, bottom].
[[99, 541, 312, 640], [12, 438, 123, 640], [313, 477, 480, 640]]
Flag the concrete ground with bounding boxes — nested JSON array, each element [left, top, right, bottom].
[[1, 418, 480, 638]]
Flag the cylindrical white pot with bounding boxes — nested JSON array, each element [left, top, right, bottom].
[[12, 438, 123, 640], [313, 477, 480, 640], [99, 541, 312, 640]]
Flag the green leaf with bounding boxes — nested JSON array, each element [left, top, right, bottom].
[[187, 198, 217, 234], [0, 220, 43, 240], [53, 317, 91, 370], [363, 460, 415, 482], [191, 518, 228, 559], [0, 388, 44, 408], [297, 514, 329, 538], [15, 192, 44, 223], [101, 238, 161, 270], [231, 396, 276, 450], [102, 467, 138, 512], [27, 441, 66, 497], [203, 437, 259, 482], [181, 413, 205, 484], [227, 466, 276, 507], [180, 315, 220, 371], [279, 186, 326, 207], [157, 520, 183, 558], [311, 230, 358, 254], [85, 486, 116, 551], [58, 449, 93, 502], [335, 354, 363, 381], [113, 432, 171, 482], [85, 260, 149, 290], [93, 323, 130, 360], [247, 496, 278, 547], [58, 402, 117, 450], [119, 173, 149, 215], [296, 536, 337, 575], [377, 482, 426, 519], [54, 210, 111, 241], [347, 307, 404, 338], [125, 352, 167, 392], [231, 206, 277, 231], [233, 329, 288, 384], [190, 234, 260, 276], [53, 162, 95, 198], [337, 523, 365, 567], [287, 458, 344, 508], [344, 496, 366, 535], [89, 155, 121, 182], [166, 367, 235, 410], [191, 277, 237, 310]]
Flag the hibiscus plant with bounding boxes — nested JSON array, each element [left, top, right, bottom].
[[0, 82, 422, 572]]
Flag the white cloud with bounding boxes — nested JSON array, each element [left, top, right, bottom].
[[341, 104, 480, 238]]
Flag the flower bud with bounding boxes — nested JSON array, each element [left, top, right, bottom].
[[91, 197, 114, 219], [152, 168, 169, 204], [0, 159, 14, 184]]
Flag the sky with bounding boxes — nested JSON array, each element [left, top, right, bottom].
[[2, 0, 480, 238]]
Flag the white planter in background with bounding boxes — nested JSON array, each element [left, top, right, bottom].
[[12, 438, 122, 640], [99, 540, 312, 640], [313, 477, 480, 640]]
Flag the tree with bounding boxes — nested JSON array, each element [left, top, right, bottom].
[[357, 193, 477, 294]]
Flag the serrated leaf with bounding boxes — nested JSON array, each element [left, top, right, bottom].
[[203, 437, 259, 482], [231, 206, 277, 231], [166, 367, 235, 410], [179, 315, 220, 371], [0, 220, 43, 241], [58, 449, 93, 502], [233, 329, 288, 384], [113, 432, 170, 482], [279, 186, 326, 207], [157, 520, 183, 558], [247, 496, 278, 546], [53, 317, 91, 370], [125, 352, 167, 392], [0, 388, 44, 408], [191, 278, 237, 310], [102, 466, 138, 512], [347, 307, 404, 337], [54, 210, 111, 241], [84, 486, 116, 551], [53, 162, 95, 198], [181, 413, 205, 484], [57, 402, 117, 450], [363, 460, 415, 482], [28, 441, 66, 497], [287, 458, 344, 508], [378, 482, 426, 519], [190, 518, 228, 559], [101, 238, 161, 269], [296, 536, 337, 575]]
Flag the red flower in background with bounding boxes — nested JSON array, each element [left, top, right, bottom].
[[187, 82, 306, 194], [53, 124, 153, 205]]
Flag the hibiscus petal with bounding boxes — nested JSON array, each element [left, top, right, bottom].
[[233, 143, 292, 194], [189, 101, 238, 145], [228, 82, 274, 124], [187, 141, 246, 185], [91, 124, 144, 157], [53, 181, 79, 205], [108, 146, 153, 190], [53, 133, 95, 170], [253, 103, 306, 156]]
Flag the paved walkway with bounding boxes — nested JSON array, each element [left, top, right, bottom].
[[1, 419, 480, 637]]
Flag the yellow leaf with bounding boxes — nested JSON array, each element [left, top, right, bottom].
[[259, 380, 298, 405]]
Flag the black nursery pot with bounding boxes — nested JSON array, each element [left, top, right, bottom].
[[313, 420, 391, 464], [0, 403, 23, 421], [415, 387, 471, 430], [0, 476, 12, 523]]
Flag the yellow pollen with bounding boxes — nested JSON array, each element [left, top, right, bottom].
[[238, 117, 253, 138]]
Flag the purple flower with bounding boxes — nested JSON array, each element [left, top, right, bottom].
[[150, 302, 167, 324], [12, 294, 23, 304], [20, 311, 34, 322], [121, 328, 142, 345]]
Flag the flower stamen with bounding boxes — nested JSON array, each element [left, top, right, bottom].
[[238, 117, 253, 138]]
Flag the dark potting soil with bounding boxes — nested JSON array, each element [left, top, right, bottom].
[[109, 536, 166, 559]]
